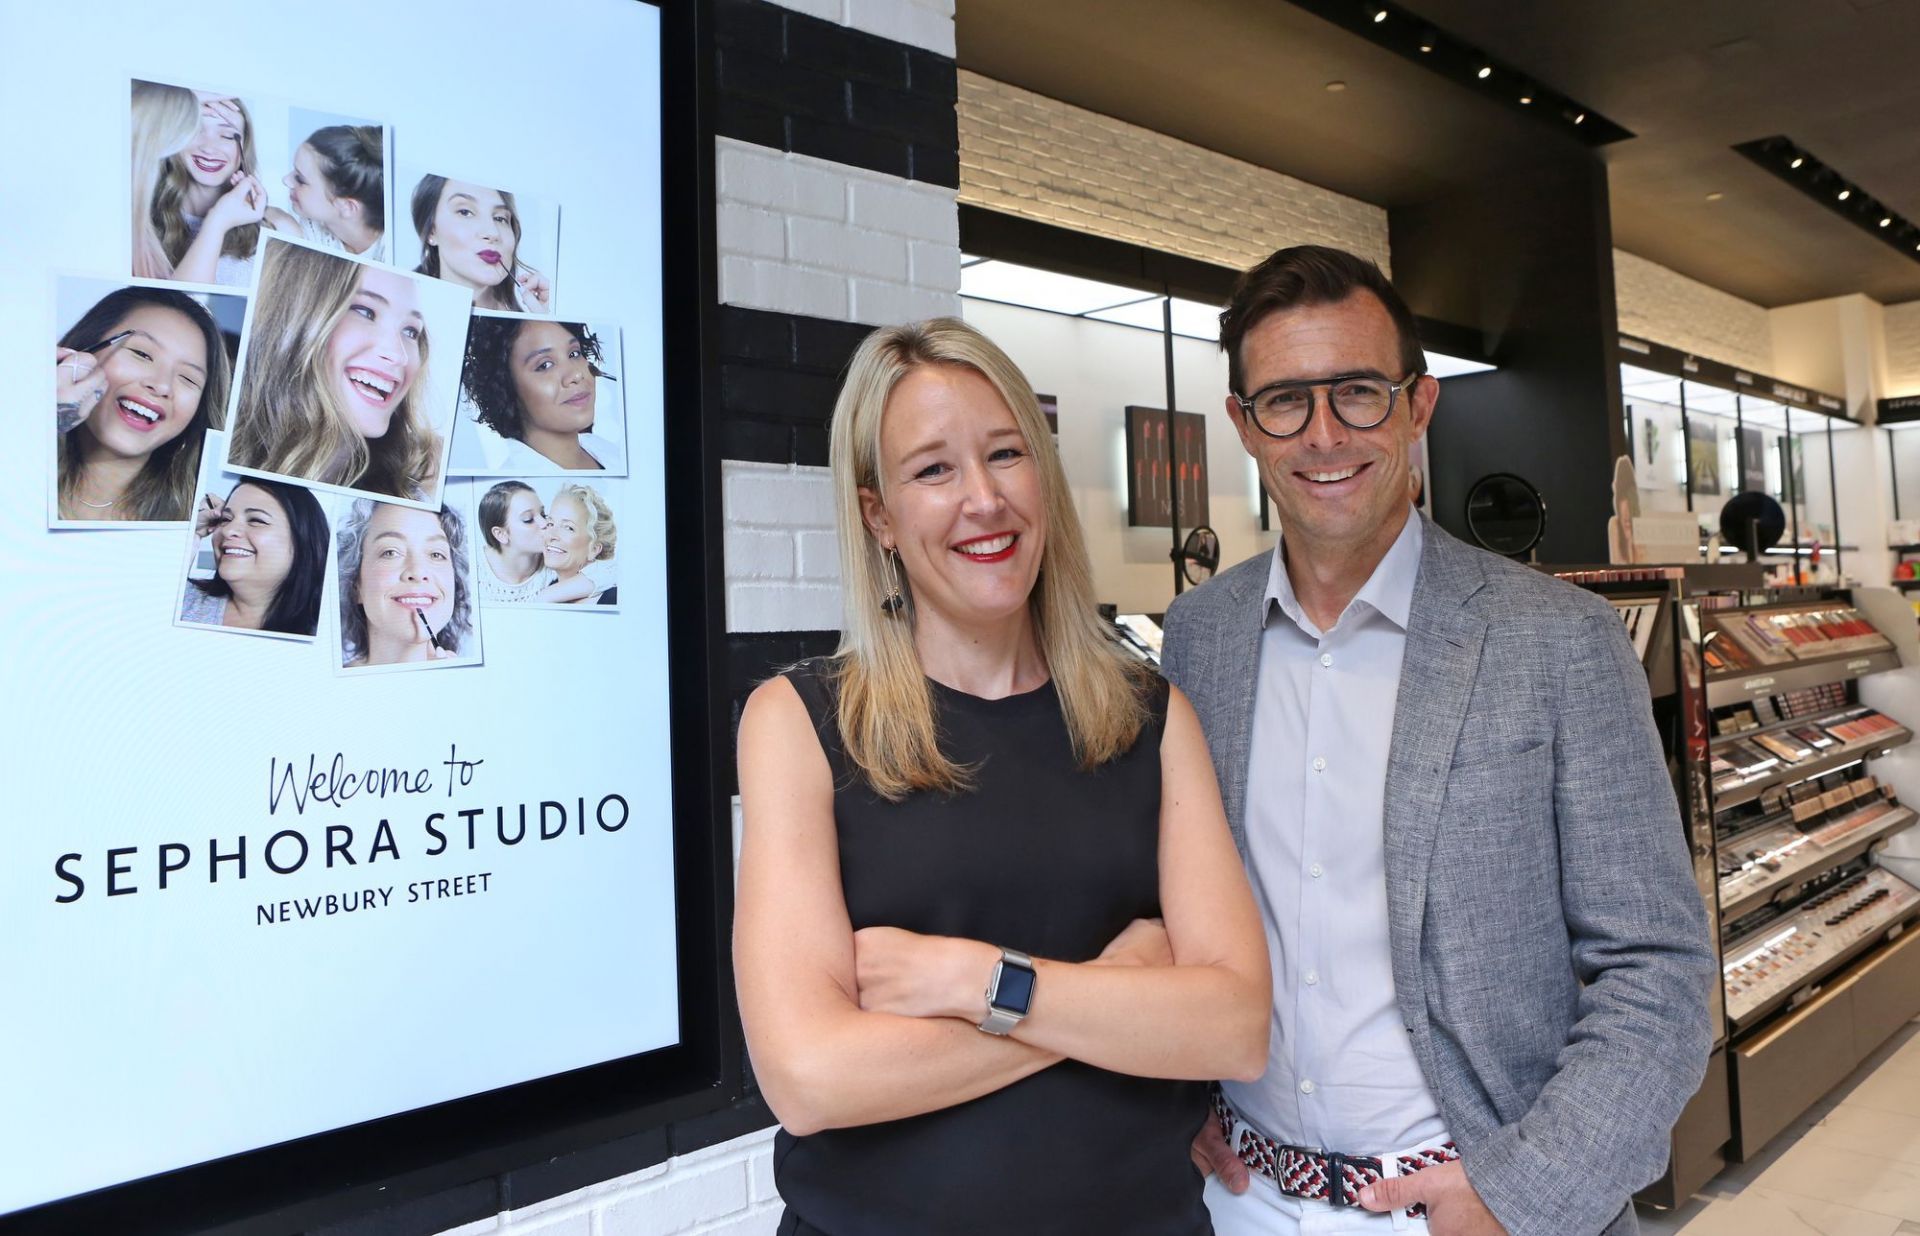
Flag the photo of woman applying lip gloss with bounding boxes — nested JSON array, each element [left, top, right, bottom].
[[452, 316, 626, 474], [336, 497, 481, 672], [52, 281, 238, 525], [405, 173, 556, 314], [226, 235, 469, 508]]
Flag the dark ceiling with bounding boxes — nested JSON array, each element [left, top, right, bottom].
[[955, 0, 1920, 308]]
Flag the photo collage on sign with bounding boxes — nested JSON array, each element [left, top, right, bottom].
[[52, 77, 629, 675]]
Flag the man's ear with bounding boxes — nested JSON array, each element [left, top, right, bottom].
[[1224, 392, 1261, 458], [857, 485, 890, 547], [1407, 374, 1439, 441]]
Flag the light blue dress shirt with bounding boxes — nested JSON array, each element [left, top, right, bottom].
[[1220, 510, 1450, 1156]]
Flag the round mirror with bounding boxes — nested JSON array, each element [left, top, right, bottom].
[[1464, 473, 1546, 558], [1718, 491, 1785, 560], [1176, 525, 1220, 586]]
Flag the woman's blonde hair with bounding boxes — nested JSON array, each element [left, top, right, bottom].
[[129, 81, 198, 279], [828, 317, 1149, 800], [132, 83, 263, 275], [229, 241, 441, 500], [552, 482, 617, 561]]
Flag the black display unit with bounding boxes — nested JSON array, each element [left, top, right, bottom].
[[1, 3, 744, 1233]]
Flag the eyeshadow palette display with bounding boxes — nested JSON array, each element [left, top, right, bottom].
[[1702, 605, 1894, 676], [1715, 774, 1916, 916], [1707, 705, 1909, 798], [1721, 865, 1920, 1027]]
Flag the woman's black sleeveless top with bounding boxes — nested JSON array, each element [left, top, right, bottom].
[[773, 659, 1210, 1236]]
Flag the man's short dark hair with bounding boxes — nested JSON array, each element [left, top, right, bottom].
[[1218, 245, 1426, 395]]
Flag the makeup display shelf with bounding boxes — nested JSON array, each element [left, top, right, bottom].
[[1696, 594, 1920, 1159]]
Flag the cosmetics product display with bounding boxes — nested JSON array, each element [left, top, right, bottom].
[[1702, 604, 1894, 677], [1722, 865, 1920, 1027]]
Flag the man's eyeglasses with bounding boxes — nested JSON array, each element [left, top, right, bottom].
[[1231, 371, 1422, 439]]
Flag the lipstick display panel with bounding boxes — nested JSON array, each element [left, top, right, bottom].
[[1722, 865, 1920, 1028]]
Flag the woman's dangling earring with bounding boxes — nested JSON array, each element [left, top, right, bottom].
[[879, 544, 905, 616]]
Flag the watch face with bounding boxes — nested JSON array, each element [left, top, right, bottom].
[[993, 961, 1036, 1016]]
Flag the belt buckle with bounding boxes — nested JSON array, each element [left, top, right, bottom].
[[1324, 1151, 1350, 1208]]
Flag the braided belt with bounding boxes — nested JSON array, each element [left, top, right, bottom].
[[1211, 1089, 1460, 1219]]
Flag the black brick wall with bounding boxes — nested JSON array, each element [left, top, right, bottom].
[[714, 0, 958, 187], [717, 305, 876, 466]]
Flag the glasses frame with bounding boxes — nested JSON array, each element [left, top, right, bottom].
[[1232, 370, 1424, 440]]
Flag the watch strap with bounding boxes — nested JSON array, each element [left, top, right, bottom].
[[978, 947, 1035, 1036]]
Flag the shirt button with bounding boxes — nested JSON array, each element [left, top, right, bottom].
[[1319, 653, 1332, 667], [1305, 970, 1319, 986], [1310, 863, 1324, 878], [1299, 1079, 1316, 1095], [1312, 756, 1326, 772]]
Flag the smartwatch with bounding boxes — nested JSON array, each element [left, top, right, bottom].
[[979, 947, 1036, 1035]]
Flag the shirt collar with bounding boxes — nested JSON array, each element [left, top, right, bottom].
[[1264, 508, 1424, 637]]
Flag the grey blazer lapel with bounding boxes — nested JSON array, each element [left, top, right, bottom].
[[1216, 561, 1272, 855], [1383, 521, 1490, 1006]]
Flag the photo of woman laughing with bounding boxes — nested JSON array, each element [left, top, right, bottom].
[[335, 497, 480, 672], [452, 316, 625, 474], [406, 174, 554, 313], [53, 282, 236, 525], [130, 80, 270, 287], [470, 479, 620, 608], [227, 236, 467, 508], [177, 445, 331, 640]]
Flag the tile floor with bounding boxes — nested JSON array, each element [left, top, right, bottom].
[[1636, 1017, 1920, 1235]]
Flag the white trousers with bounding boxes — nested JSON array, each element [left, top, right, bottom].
[[1203, 1174, 1431, 1236]]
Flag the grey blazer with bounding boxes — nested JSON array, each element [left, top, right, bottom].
[[1162, 515, 1715, 1236]]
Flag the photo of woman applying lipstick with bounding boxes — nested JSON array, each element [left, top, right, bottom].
[[226, 235, 469, 508], [336, 497, 481, 672], [176, 436, 331, 640], [404, 173, 556, 314], [451, 316, 627, 475], [52, 280, 238, 526], [468, 478, 621, 609], [131, 80, 276, 288]]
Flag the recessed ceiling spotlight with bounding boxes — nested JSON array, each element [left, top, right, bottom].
[[1325, 80, 1348, 92], [1881, 217, 1893, 228], [1370, 5, 1388, 22], [1789, 156, 1805, 169], [1477, 64, 1493, 79], [1519, 84, 1535, 104], [1706, 192, 1724, 201], [1573, 112, 1587, 124], [1838, 188, 1851, 201]]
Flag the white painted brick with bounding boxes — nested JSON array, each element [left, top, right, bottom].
[[717, 204, 787, 262], [794, 530, 844, 581], [909, 239, 962, 293], [600, 1162, 749, 1236], [686, 1206, 783, 1236], [726, 530, 796, 580], [439, 1219, 502, 1236], [957, 72, 1387, 274], [845, 0, 956, 57], [850, 276, 959, 325], [748, 1146, 777, 1203], [720, 255, 850, 320], [847, 178, 960, 244], [729, 583, 844, 633], [763, 0, 840, 21], [717, 139, 847, 220], [1614, 249, 1772, 372], [723, 462, 837, 529], [1887, 300, 1920, 396], [787, 216, 910, 281], [498, 1215, 589, 1236]]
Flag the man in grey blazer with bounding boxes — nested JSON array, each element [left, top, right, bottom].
[[1161, 246, 1713, 1236]]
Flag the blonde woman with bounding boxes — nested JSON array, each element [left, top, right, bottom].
[[734, 318, 1269, 1235], [538, 482, 616, 604], [54, 286, 230, 522], [229, 240, 442, 502], [130, 81, 270, 286]]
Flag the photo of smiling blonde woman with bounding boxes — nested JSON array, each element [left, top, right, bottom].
[[453, 317, 625, 474], [130, 80, 271, 287], [53, 282, 236, 525], [228, 236, 467, 506], [407, 174, 554, 313], [336, 497, 480, 672], [177, 452, 331, 640], [471, 478, 619, 608]]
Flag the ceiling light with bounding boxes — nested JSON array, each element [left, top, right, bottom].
[[1476, 64, 1492, 79], [1789, 156, 1805, 169], [1838, 188, 1851, 201], [1325, 80, 1348, 92], [1518, 86, 1535, 104], [1370, 6, 1388, 22], [1573, 112, 1587, 124], [1881, 217, 1893, 228], [1706, 192, 1724, 201]]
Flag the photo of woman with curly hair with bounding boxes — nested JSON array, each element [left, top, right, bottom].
[[452, 316, 626, 474], [335, 497, 481, 672], [227, 236, 469, 507], [469, 478, 621, 609]]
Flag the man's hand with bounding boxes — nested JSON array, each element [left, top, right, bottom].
[[1358, 1161, 1506, 1236], [1188, 1119, 1248, 1194]]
